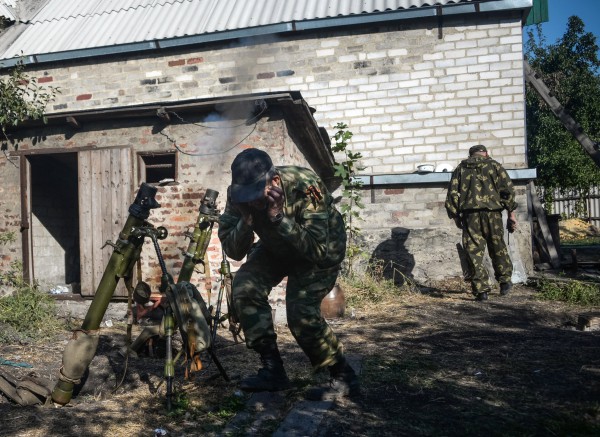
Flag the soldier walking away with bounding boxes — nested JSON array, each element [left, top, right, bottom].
[[445, 145, 518, 301], [218, 148, 360, 400]]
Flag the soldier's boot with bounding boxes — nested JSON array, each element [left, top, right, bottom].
[[475, 291, 488, 301], [500, 281, 512, 296], [239, 341, 291, 392], [306, 357, 361, 401]]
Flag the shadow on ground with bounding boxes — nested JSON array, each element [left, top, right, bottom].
[[1, 285, 599, 436]]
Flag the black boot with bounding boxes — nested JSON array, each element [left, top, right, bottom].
[[239, 341, 291, 392], [306, 358, 361, 401], [475, 291, 489, 301], [500, 281, 512, 296]]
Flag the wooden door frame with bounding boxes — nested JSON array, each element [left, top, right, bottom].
[[19, 156, 33, 284], [16, 146, 125, 288]]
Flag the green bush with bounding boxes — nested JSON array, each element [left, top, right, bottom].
[[0, 261, 64, 344], [536, 279, 600, 306], [341, 260, 417, 308]]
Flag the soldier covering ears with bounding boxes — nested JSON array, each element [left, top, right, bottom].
[[218, 148, 360, 400]]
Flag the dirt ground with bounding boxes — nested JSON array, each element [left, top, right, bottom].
[[0, 280, 599, 437]]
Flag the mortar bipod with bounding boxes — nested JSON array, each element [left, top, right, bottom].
[[218, 250, 243, 344], [145, 227, 229, 411]]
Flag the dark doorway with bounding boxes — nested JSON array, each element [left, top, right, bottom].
[[28, 153, 80, 291]]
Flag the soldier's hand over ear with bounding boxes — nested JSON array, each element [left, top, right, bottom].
[[227, 186, 253, 226], [234, 202, 253, 226], [266, 186, 284, 222]]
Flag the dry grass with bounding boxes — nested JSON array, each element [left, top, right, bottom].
[[560, 218, 600, 242]]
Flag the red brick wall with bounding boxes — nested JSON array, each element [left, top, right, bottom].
[[1, 110, 307, 306]]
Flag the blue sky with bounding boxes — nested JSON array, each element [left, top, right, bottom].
[[525, 0, 600, 45]]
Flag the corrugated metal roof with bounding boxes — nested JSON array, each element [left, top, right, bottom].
[[0, 7, 15, 21], [0, 0, 16, 21], [0, 0, 531, 65], [27, 0, 465, 23]]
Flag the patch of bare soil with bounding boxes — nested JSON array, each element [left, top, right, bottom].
[[1, 285, 599, 436]]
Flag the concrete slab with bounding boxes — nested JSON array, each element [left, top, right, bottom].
[[273, 400, 333, 437], [53, 294, 128, 324]]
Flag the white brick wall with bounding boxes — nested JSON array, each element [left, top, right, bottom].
[[1, 11, 533, 285], [15, 12, 527, 177]]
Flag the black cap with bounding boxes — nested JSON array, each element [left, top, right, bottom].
[[469, 145, 487, 155], [230, 148, 274, 203]]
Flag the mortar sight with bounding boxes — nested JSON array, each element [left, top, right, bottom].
[[199, 189, 219, 216], [129, 182, 161, 219]]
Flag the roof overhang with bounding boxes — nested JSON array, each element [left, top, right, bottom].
[[6, 91, 337, 183], [354, 168, 537, 187]]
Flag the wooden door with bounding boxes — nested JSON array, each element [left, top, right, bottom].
[[78, 147, 132, 297]]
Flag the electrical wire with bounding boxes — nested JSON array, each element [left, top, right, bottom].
[[158, 101, 267, 157], [170, 99, 267, 128], [160, 123, 257, 157]]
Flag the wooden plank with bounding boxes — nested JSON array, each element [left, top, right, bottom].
[[100, 150, 112, 290], [78, 151, 94, 296], [19, 157, 34, 284], [90, 151, 104, 295], [113, 147, 129, 298], [528, 181, 561, 269], [109, 148, 124, 298], [524, 61, 600, 168], [526, 181, 539, 264], [120, 147, 133, 224], [122, 147, 134, 297], [111, 147, 121, 233]]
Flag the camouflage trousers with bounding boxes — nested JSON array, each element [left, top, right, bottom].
[[232, 244, 344, 370], [462, 210, 513, 294]]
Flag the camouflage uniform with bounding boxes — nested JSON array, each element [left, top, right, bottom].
[[218, 166, 347, 369], [445, 155, 517, 295]]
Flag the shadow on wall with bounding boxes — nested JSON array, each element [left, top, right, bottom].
[[369, 227, 415, 285]]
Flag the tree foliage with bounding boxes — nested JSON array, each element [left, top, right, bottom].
[[525, 16, 600, 209], [0, 61, 59, 141]]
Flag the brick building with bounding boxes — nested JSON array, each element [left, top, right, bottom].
[[0, 0, 536, 301]]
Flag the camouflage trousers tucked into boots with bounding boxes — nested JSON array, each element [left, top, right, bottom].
[[305, 357, 361, 401], [462, 210, 513, 295], [232, 245, 345, 370], [239, 340, 291, 392]]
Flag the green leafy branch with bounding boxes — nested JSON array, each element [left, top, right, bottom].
[[0, 61, 60, 141], [332, 122, 364, 274]]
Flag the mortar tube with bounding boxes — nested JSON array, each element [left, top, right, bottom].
[[178, 189, 219, 284], [178, 217, 214, 283], [52, 183, 159, 406], [81, 217, 143, 331], [51, 217, 145, 405]]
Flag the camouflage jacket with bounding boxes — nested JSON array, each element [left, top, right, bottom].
[[445, 156, 517, 219], [218, 166, 346, 268]]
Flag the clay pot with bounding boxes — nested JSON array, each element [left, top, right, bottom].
[[321, 283, 346, 318]]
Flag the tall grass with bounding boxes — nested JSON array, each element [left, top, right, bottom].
[[0, 261, 65, 343], [341, 260, 418, 308]]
